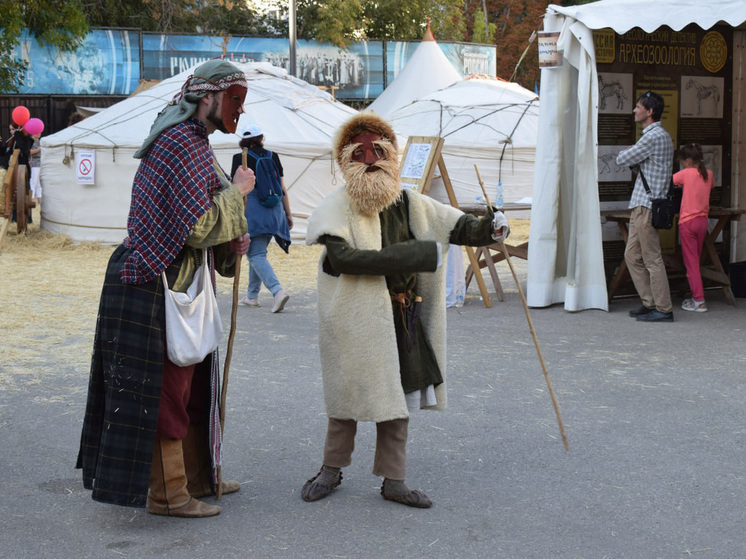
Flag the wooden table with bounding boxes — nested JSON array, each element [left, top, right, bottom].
[[603, 207, 746, 305], [463, 204, 531, 302]]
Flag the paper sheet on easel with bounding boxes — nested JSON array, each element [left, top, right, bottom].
[[400, 144, 432, 179]]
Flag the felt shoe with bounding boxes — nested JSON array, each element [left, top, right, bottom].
[[272, 290, 289, 313], [301, 466, 342, 502], [239, 297, 260, 307], [381, 479, 432, 508], [681, 298, 708, 312]]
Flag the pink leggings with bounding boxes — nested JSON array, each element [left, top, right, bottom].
[[679, 216, 708, 301]]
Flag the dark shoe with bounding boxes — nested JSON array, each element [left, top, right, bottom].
[[628, 305, 654, 317], [636, 309, 674, 322], [301, 466, 342, 502], [381, 479, 433, 509]]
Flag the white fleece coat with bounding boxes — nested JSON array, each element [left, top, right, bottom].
[[306, 188, 463, 422]]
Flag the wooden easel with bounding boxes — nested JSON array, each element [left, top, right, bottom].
[[399, 136, 492, 308]]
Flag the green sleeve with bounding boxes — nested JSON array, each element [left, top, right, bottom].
[[321, 235, 439, 276], [448, 209, 495, 247], [187, 184, 247, 248], [172, 185, 247, 289]]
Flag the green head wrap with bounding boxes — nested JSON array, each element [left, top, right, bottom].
[[134, 59, 248, 159]]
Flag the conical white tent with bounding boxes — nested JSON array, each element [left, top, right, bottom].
[[386, 76, 539, 208], [367, 25, 461, 117], [40, 62, 357, 243]]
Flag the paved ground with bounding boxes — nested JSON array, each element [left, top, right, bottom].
[[1, 273, 745, 558]]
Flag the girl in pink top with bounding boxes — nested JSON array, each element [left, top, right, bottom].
[[672, 143, 713, 312]]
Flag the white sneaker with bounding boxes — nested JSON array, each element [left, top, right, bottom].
[[681, 298, 708, 312], [272, 290, 289, 313], [239, 296, 260, 307]]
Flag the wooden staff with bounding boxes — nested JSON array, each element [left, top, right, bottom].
[[474, 164, 570, 451], [217, 147, 249, 499]]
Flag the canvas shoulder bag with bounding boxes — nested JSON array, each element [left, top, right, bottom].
[[637, 166, 682, 230], [161, 248, 223, 367]]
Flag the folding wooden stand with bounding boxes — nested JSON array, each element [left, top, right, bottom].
[[399, 136, 492, 307]]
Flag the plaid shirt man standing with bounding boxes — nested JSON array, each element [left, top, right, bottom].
[[616, 91, 674, 322]]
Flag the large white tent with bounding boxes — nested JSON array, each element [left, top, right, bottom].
[[386, 76, 539, 209], [527, 0, 746, 311], [40, 62, 357, 243]]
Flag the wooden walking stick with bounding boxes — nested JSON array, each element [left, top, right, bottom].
[[474, 164, 570, 451], [217, 147, 249, 499]]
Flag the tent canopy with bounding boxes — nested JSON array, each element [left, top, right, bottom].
[[548, 0, 746, 33], [526, 0, 746, 312], [40, 62, 357, 243]]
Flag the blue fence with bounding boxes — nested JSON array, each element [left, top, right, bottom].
[[12, 29, 496, 100]]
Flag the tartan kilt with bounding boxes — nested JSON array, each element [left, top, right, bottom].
[[76, 244, 180, 507]]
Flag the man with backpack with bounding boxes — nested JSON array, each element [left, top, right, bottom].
[[231, 123, 292, 313]]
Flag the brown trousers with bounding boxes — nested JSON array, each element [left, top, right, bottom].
[[323, 417, 409, 480], [625, 206, 673, 313]]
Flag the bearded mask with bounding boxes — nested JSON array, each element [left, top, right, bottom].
[[339, 135, 402, 216]]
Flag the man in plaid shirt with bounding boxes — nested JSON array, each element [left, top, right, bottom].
[[616, 91, 674, 322]]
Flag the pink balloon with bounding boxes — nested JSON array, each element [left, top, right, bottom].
[[24, 118, 44, 135], [12, 106, 30, 126]]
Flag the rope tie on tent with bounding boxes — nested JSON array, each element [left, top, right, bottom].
[[425, 98, 538, 184]]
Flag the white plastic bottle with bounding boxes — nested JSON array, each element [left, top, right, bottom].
[[496, 181, 504, 209]]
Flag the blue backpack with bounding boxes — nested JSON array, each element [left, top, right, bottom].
[[248, 150, 283, 208]]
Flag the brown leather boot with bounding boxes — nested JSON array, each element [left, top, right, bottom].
[[147, 437, 221, 517], [182, 424, 241, 498]]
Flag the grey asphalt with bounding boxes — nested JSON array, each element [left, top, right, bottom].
[[1, 275, 745, 559]]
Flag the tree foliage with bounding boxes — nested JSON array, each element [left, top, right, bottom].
[[1, 0, 89, 93], [466, 0, 551, 89], [472, 8, 497, 44], [84, 1, 274, 36], [296, 0, 466, 45]]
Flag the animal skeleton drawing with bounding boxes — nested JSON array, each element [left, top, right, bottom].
[[702, 149, 720, 184], [599, 152, 624, 175], [598, 75, 628, 111], [685, 79, 721, 116]]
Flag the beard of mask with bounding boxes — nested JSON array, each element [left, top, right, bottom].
[[206, 95, 227, 133], [339, 139, 402, 216], [205, 86, 246, 134]]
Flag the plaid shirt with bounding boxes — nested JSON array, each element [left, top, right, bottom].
[[616, 121, 673, 209], [121, 119, 221, 284]]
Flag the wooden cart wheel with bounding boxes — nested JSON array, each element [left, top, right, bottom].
[[14, 164, 31, 234]]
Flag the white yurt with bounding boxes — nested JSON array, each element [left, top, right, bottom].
[[40, 62, 358, 243], [386, 76, 539, 209]]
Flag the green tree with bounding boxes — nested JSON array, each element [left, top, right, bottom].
[[296, 0, 466, 45], [0, 0, 89, 93], [84, 1, 275, 36], [362, 0, 466, 42], [296, 0, 363, 47], [472, 8, 496, 44]]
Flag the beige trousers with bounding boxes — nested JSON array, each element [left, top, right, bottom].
[[625, 206, 673, 313], [323, 417, 408, 480]]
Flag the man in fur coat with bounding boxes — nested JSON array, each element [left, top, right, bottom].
[[301, 113, 509, 508]]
